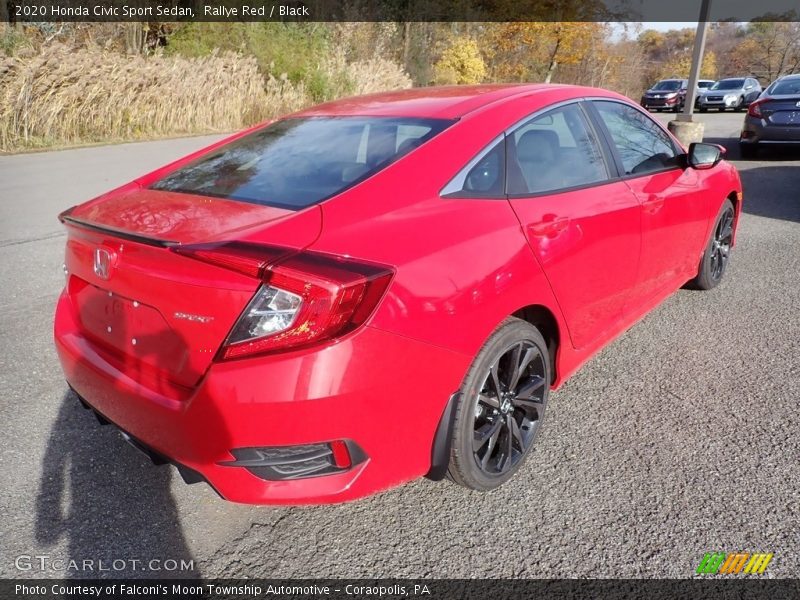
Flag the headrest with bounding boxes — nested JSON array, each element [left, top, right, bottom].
[[517, 130, 559, 163], [397, 138, 422, 155]]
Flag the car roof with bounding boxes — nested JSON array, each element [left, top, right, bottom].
[[293, 84, 585, 119]]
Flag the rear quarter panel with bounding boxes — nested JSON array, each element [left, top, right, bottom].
[[308, 90, 598, 387]]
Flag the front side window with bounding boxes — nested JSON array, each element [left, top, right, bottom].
[[507, 103, 609, 195], [152, 116, 452, 209], [593, 101, 679, 176]]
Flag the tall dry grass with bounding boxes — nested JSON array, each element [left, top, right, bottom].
[[0, 43, 413, 153], [0, 45, 307, 152], [317, 47, 413, 100]]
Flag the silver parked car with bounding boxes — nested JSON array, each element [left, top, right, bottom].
[[697, 79, 716, 91], [698, 77, 762, 112], [694, 79, 717, 107], [740, 73, 800, 158]]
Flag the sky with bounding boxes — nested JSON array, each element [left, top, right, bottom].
[[610, 21, 701, 41], [641, 22, 698, 32]]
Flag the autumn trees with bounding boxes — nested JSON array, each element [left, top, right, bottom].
[[733, 22, 800, 82], [4, 20, 800, 101]]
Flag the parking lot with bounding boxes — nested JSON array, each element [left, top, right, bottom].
[[0, 111, 797, 579]]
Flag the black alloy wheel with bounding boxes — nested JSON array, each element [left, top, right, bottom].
[[691, 199, 735, 290], [447, 318, 550, 490], [709, 204, 734, 281], [471, 340, 546, 476]]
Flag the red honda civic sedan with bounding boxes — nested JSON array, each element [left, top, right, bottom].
[[54, 84, 742, 504]]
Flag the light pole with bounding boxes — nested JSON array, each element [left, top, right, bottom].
[[668, 0, 712, 145]]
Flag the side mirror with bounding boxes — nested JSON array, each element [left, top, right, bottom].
[[688, 143, 724, 170]]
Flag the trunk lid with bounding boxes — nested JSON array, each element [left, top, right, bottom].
[[61, 187, 322, 391], [761, 96, 800, 126], [65, 186, 313, 244]]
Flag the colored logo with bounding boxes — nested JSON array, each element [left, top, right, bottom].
[[696, 552, 773, 575]]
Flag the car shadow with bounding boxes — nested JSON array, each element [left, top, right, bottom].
[[736, 166, 800, 222], [704, 135, 800, 162], [35, 390, 200, 579], [700, 136, 800, 223]]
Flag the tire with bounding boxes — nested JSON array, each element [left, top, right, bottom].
[[691, 199, 735, 290], [736, 97, 745, 112], [739, 143, 758, 159], [447, 317, 550, 491], [699, 107, 708, 113]]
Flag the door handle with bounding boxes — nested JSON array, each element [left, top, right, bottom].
[[528, 216, 570, 238], [642, 194, 665, 214]]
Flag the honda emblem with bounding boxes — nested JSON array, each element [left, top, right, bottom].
[[93, 248, 112, 280]]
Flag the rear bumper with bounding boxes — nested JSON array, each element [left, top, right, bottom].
[[54, 289, 470, 504], [741, 117, 800, 143]]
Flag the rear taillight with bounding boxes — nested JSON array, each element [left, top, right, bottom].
[[172, 241, 291, 279], [172, 243, 393, 359], [748, 100, 764, 118]]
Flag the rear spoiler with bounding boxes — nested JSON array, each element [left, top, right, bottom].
[[58, 207, 178, 248]]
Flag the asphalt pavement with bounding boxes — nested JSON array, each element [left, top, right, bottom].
[[0, 112, 797, 579]]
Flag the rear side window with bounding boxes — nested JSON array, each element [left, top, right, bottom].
[[441, 137, 506, 198], [152, 117, 452, 209], [507, 103, 609, 195], [771, 79, 800, 95], [593, 101, 679, 176]]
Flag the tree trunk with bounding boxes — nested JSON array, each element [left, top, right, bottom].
[[125, 23, 144, 55], [544, 61, 557, 83], [544, 38, 561, 83], [402, 22, 411, 71]]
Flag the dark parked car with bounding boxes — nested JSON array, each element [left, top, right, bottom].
[[641, 79, 688, 112], [698, 77, 762, 112], [740, 73, 800, 157]]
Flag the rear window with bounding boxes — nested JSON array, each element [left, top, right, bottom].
[[152, 116, 452, 209], [771, 79, 800, 95]]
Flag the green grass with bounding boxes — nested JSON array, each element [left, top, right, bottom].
[[165, 22, 335, 100]]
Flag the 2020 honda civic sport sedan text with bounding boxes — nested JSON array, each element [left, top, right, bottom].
[[54, 85, 743, 504]]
